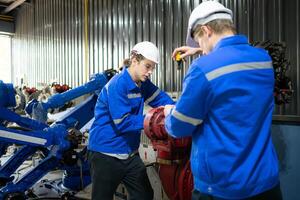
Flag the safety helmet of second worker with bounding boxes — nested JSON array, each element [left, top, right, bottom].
[[120, 41, 159, 71], [125, 41, 159, 82], [131, 41, 159, 64], [186, 1, 235, 48]]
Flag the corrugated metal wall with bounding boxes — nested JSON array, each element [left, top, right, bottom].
[[12, 0, 300, 116]]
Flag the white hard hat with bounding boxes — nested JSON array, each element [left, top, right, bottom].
[[131, 41, 160, 64], [186, 1, 233, 47]]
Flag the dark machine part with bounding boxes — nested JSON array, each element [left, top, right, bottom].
[[14, 88, 26, 112], [104, 69, 118, 81], [61, 128, 83, 166], [144, 107, 193, 200], [253, 41, 293, 105], [3, 192, 26, 200]]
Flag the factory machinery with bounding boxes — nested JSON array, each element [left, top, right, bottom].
[[0, 69, 116, 200], [144, 107, 193, 200]]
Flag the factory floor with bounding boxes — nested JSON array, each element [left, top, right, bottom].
[[0, 145, 168, 200]]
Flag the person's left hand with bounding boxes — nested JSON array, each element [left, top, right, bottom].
[[164, 104, 174, 116]]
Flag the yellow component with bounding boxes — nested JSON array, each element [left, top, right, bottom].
[[175, 52, 183, 70], [175, 52, 182, 62]]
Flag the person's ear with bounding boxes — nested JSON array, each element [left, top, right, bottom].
[[131, 57, 138, 65], [202, 25, 212, 37]]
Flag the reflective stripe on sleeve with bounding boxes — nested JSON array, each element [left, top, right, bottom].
[[127, 93, 141, 99], [145, 89, 160, 104], [172, 109, 203, 126], [113, 113, 130, 125]]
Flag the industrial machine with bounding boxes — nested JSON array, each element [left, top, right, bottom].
[[0, 69, 116, 200], [254, 41, 293, 105], [144, 107, 193, 200], [25, 70, 116, 123]]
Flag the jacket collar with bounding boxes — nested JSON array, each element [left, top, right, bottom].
[[121, 67, 139, 91], [213, 35, 248, 52]]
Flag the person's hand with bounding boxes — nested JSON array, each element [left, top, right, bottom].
[[164, 104, 175, 116], [172, 46, 202, 60]]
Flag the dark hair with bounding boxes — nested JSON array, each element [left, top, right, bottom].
[[193, 19, 236, 38], [122, 58, 131, 66]]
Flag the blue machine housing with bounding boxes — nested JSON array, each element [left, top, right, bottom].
[[0, 81, 16, 108]]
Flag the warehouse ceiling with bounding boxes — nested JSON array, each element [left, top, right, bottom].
[[0, 0, 29, 16]]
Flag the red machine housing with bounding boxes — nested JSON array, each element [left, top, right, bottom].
[[144, 107, 193, 200], [24, 87, 37, 95], [51, 83, 70, 93]]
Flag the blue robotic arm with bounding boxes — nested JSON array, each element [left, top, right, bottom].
[[25, 70, 116, 123], [0, 81, 54, 188], [0, 69, 116, 199], [0, 81, 15, 109], [0, 81, 70, 189], [0, 123, 69, 149], [0, 80, 17, 159]]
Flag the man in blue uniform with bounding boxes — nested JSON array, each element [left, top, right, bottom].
[[164, 1, 282, 200], [88, 41, 174, 200]]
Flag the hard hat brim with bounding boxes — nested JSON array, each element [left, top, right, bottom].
[[186, 13, 232, 48], [186, 30, 200, 48]]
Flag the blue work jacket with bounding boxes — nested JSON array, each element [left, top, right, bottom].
[[88, 67, 174, 154], [165, 35, 279, 199]]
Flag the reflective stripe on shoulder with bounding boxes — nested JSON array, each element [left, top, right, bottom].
[[127, 93, 141, 99], [145, 89, 160, 104], [205, 61, 272, 81], [113, 113, 130, 125], [172, 109, 203, 126]]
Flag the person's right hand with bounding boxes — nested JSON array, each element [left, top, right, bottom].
[[164, 104, 175, 117], [172, 46, 202, 61]]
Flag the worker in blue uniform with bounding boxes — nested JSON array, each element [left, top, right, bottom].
[[88, 41, 174, 200], [164, 1, 282, 200]]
